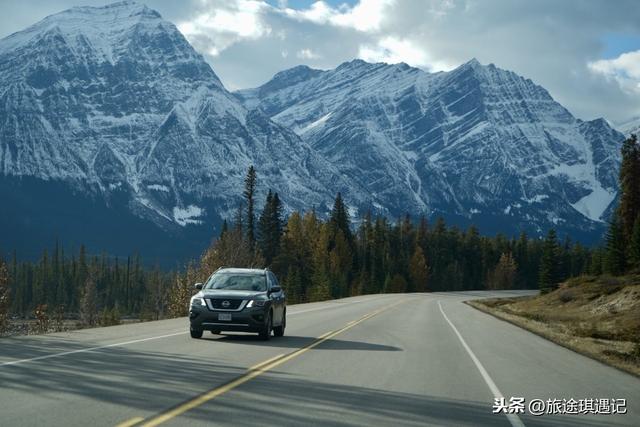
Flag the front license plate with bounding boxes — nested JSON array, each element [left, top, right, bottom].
[[218, 313, 232, 321]]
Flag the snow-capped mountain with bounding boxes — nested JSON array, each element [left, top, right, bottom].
[[0, 1, 625, 260], [237, 59, 624, 239], [0, 1, 363, 260]]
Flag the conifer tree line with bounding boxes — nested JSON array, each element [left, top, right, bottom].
[[191, 166, 595, 304], [4, 154, 628, 329], [604, 134, 640, 275], [0, 244, 176, 330]]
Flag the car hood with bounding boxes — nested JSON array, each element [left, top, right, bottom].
[[200, 290, 266, 299]]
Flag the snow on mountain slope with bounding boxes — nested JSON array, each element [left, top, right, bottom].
[[0, 1, 625, 255], [237, 58, 624, 238], [0, 1, 364, 235]]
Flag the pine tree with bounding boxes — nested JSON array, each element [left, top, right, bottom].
[[257, 190, 283, 265], [463, 226, 483, 289], [80, 273, 98, 327], [309, 223, 332, 301], [408, 246, 428, 292], [328, 230, 351, 298], [387, 274, 408, 293], [618, 134, 640, 241], [604, 214, 626, 276], [628, 216, 640, 271], [488, 252, 517, 290], [539, 229, 560, 291], [243, 165, 257, 247], [284, 266, 304, 304], [514, 232, 532, 288], [327, 193, 355, 294], [416, 215, 428, 252], [588, 247, 604, 276], [329, 192, 354, 249], [257, 190, 274, 258], [0, 259, 9, 333]]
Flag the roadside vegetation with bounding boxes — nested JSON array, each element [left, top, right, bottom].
[[470, 134, 640, 376], [468, 275, 640, 376]]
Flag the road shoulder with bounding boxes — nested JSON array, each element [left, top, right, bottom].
[[466, 296, 640, 378]]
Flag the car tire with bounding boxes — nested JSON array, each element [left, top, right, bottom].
[[273, 310, 285, 337], [259, 312, 272, 341], [190, 327, 203, 339]]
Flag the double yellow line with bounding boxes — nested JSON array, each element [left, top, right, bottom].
[[120, 299, 405, 427]]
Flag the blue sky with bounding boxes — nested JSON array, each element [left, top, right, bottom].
[[601, 33, 640, 59], [1, 0, 639, 123]]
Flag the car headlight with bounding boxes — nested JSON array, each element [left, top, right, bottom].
[[190, 296, 206, 307], [247, 299, 266, 308]]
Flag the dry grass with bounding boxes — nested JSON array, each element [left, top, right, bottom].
[[468, 275, 640, 377]]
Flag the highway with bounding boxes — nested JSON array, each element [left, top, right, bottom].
[[0, 291, 638, 426]]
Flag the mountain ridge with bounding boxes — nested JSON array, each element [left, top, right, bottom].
[[236, 56, 623, 239], [0, 1, 625, 261]]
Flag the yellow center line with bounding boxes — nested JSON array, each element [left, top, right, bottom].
[[115, 417, 145, 427], [136, 298, 407, 427]]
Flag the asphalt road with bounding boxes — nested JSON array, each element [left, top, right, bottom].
[[0, 291, 638, 427]]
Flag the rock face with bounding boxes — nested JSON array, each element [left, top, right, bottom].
[[0, 1, 362, 261], [237, 59, 624, 240], [0, 1, 625, 261]]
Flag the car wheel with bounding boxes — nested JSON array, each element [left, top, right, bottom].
[[190, 327, 203, 339], [259, 312, 272, 340], [273, 310, 285, 337]]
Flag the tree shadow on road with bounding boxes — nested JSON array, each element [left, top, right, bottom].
[[0, 338, 623, 427], [177, 370, 616, 427], [209, 334, 402, 352]]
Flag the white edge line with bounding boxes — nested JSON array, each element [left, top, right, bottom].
[[288, 306, 332, 316], [0, 331, 187, 367], [438, 300, 526, 427]]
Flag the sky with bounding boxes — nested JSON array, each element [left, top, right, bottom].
[[2, 0, 640, 124]]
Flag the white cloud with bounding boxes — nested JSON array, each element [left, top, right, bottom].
[[358, 36, 454, 71], [589, 50, 640, 94], [104, 0, 639, 122], [177, 0, 271, 56], [283, 0, 394, 32], [297, 48, 321, 59]]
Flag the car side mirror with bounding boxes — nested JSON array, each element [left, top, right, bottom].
[[194, 283, 203, 290], [270, 286, 281, 293]]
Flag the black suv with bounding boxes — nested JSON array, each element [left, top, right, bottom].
[[189, 268, 286, 340]]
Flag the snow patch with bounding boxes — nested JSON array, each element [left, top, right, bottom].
[[523, 194, 548, 203], [147, 184, 170, 192], [173, 205, 204, 226], [571, 186, 616, 222], [298, 112, 332, 135]]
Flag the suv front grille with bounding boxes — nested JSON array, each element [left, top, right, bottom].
[[208, 298, 243, 310]]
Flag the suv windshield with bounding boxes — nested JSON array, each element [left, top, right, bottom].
[[204, 272, 267, 292]]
